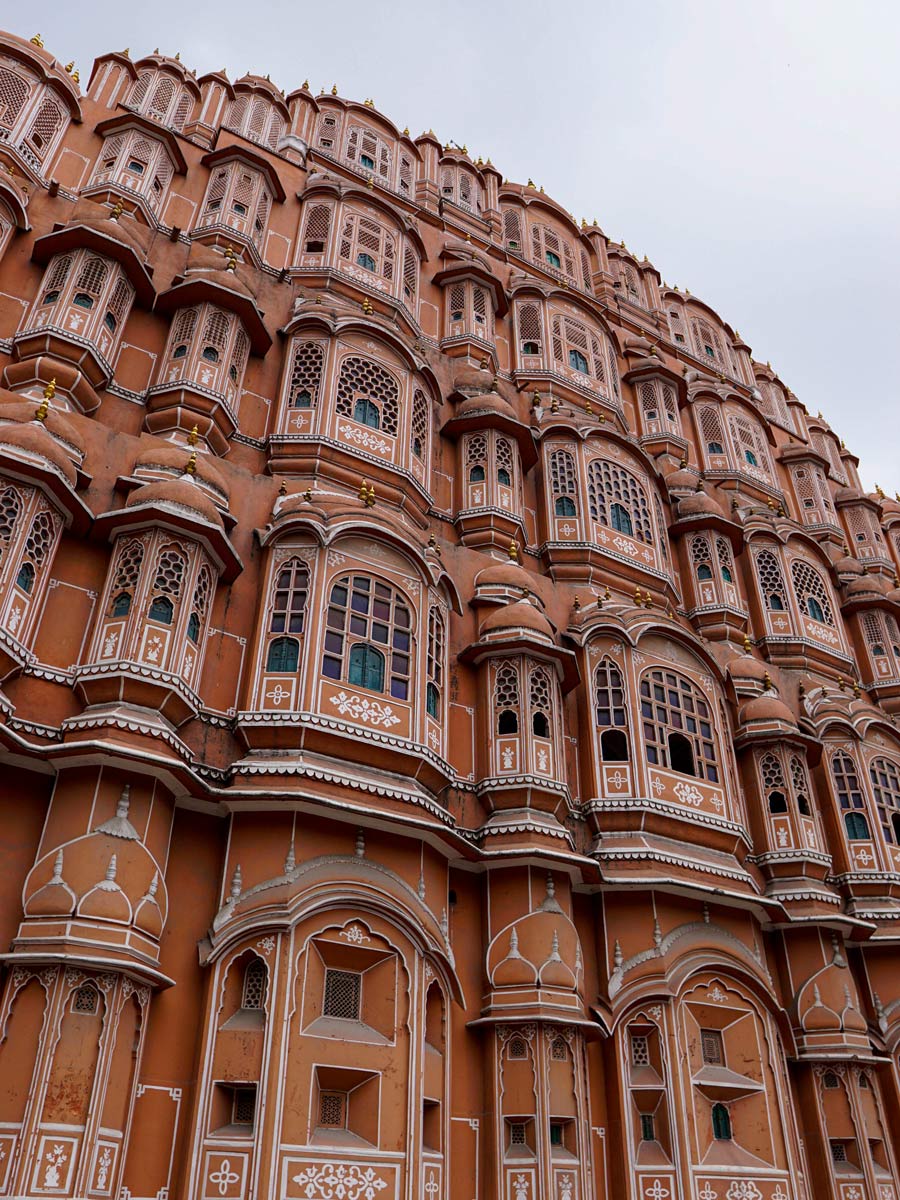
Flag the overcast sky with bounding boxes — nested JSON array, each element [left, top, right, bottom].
[[16, 1, 900, 491]]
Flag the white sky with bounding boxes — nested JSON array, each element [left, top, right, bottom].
[[17, 1, 900, 490]]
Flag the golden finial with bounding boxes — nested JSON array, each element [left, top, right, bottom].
[[302, 79, 310, 89], [64, 61, 74, 73], [224, 244, 238, 272], [550, 396, 559, 414], [154, 48, 160, 55], [110, 196, 125, 220], [777, 503, 785, 517], [853, 681, 861, 699], [35, 380, 53, 423], [604, 585, 611, 601], [366, 483, 375, 507], [403, 126, 409, 136], [532, 390, 541, 409], [763, 672, 772, 691], [596, 592, 604, 609], [462, 144, 468, 154], [359, 478, 370, 503], [123, 47, 130, 58], [490, 377, 499, 392], [362, 296, 374, 315], [527, 178, 535, 188], [304, 487, 313, 502], [71, 69, 79, 85], [187, 424, 199, 446], [508, 539, 518, 562], [642, 591, 651, 608], [30, 33, 44, 48], [838, 676, 846, 691], [278, 478, 287, 497], [679, 457, 688, 469], [185, 450, 197, 476], [766, 495, 776, 511], [573, 595, 581, 611], [585, 400, 593, 415], [876, 483, 886, 498], [465, 231, 471, 242], [634, 585, 642, 606], [366, 175, 374, 189], [743, 634, 752, 653], [174, 51, 181, 61], [42, 377, 56, 403], [331, 84, 338, 96]]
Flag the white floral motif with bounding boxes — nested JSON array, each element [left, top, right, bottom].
[[340, 924, 371, 944], [644, 1182, 669, 1200], [607, 770, 627, 790], [102, 631, 118, 658], [338, 423, 391, 455], [537, 748, 549, 773], [96, 1147, 112, 1189], [291, 1162, 389, 1200], [501, 747, 515, 770], [708, 986, 727, 1002], [144, 635, 163, 663], [8, 606, 21, 634], [558, 1175, 573, 1200], [257, 936, 276, 955], [42, 1144, 68, 1189], [513, 1174, 530, 1200], [209, 1159, 241, 1196], [672, 780, 704, 807], [725, 1184, 763, 1200], [265, 683, 291, 705], [698, 1187, 718, 1200], [329, 691, 401, 728], [651, 776, 665, 795], [611, 536, 639, 558]]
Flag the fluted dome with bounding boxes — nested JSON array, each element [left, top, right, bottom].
[[739, 693, 797, 726], [126, 477, 224, 527], [675, 489, 725, 519], [480, 599, 554, 641], [846, 572, 889, 598], [665, 465, 699, 496], [133, 445, 229, 502], [453, 391, 519, 423], [0, 393, 84, 455], [475, 560, 534, 591], [0, 421, 77, 485]]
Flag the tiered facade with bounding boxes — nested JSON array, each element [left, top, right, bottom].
[[0, 26, 899, 1200]]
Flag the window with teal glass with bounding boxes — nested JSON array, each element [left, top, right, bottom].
[[353, 397, 380, 428], [266, 635, 299, 673], [349, 643, 385, 691]]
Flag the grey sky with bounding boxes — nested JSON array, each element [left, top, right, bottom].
[[16, 1, 900, 491]]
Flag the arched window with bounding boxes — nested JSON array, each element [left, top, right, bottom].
[[469, 465, 485, 483], [832, 752, 866, 838], [790, 756, 812, 816], [761, 753, 788, 814], [517, 301, 543, 358], [349, 643, 385, 691], [845, 811, 870, 841], [426, 607, 445, 721], [551, 313, 606, 387], [0, 67, 30, 131], [755, 549, 788, 613], [495, 663, 520, 735], [0, 486, 21, 563], [301, 203, 333, 255], [595, 659, 629, 761], [17, 510, 57, 596], [587, 460, 653, 544], [266, 635, 299, 673], [337, 211, 396, 284], [715, 537, 734, 584], [790, 560, 835, 627], [870, 758, 900, 844], [712, 1104, 732, 1141], [411, 390, 429, 462], [549, 448, 578, 518], [640, 668, 719, 783], [335, 355, 400, 438], [242, 958, 267, 1009], [529, 667, 553, 739], [285, 340, 325, 410], [321, 575, 411, 699], [148, 547, 185, 624], [108, 540, 144, 618]]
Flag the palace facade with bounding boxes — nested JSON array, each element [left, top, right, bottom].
[[0, 25, 897, 1200]]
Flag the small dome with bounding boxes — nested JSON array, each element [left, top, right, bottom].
[[832, 553, 864, 578], [740, 693, 797, 726], [454, 391, 518, 423], [728, 650, 769, 685], [475, 561, 533, 591], [126, 478, 224, 527], [665, 466, 699, 495], [846, 573, 889, 598], [675, 490, 725, 519], [72, 208, 152, 258], [0, 422, 77, 486], [480, 599, 554, 641], [133, 444, 229, 501], [0, 392, 84, 455], [452, 361, 496, 392], [182, 242, 258, 300]]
